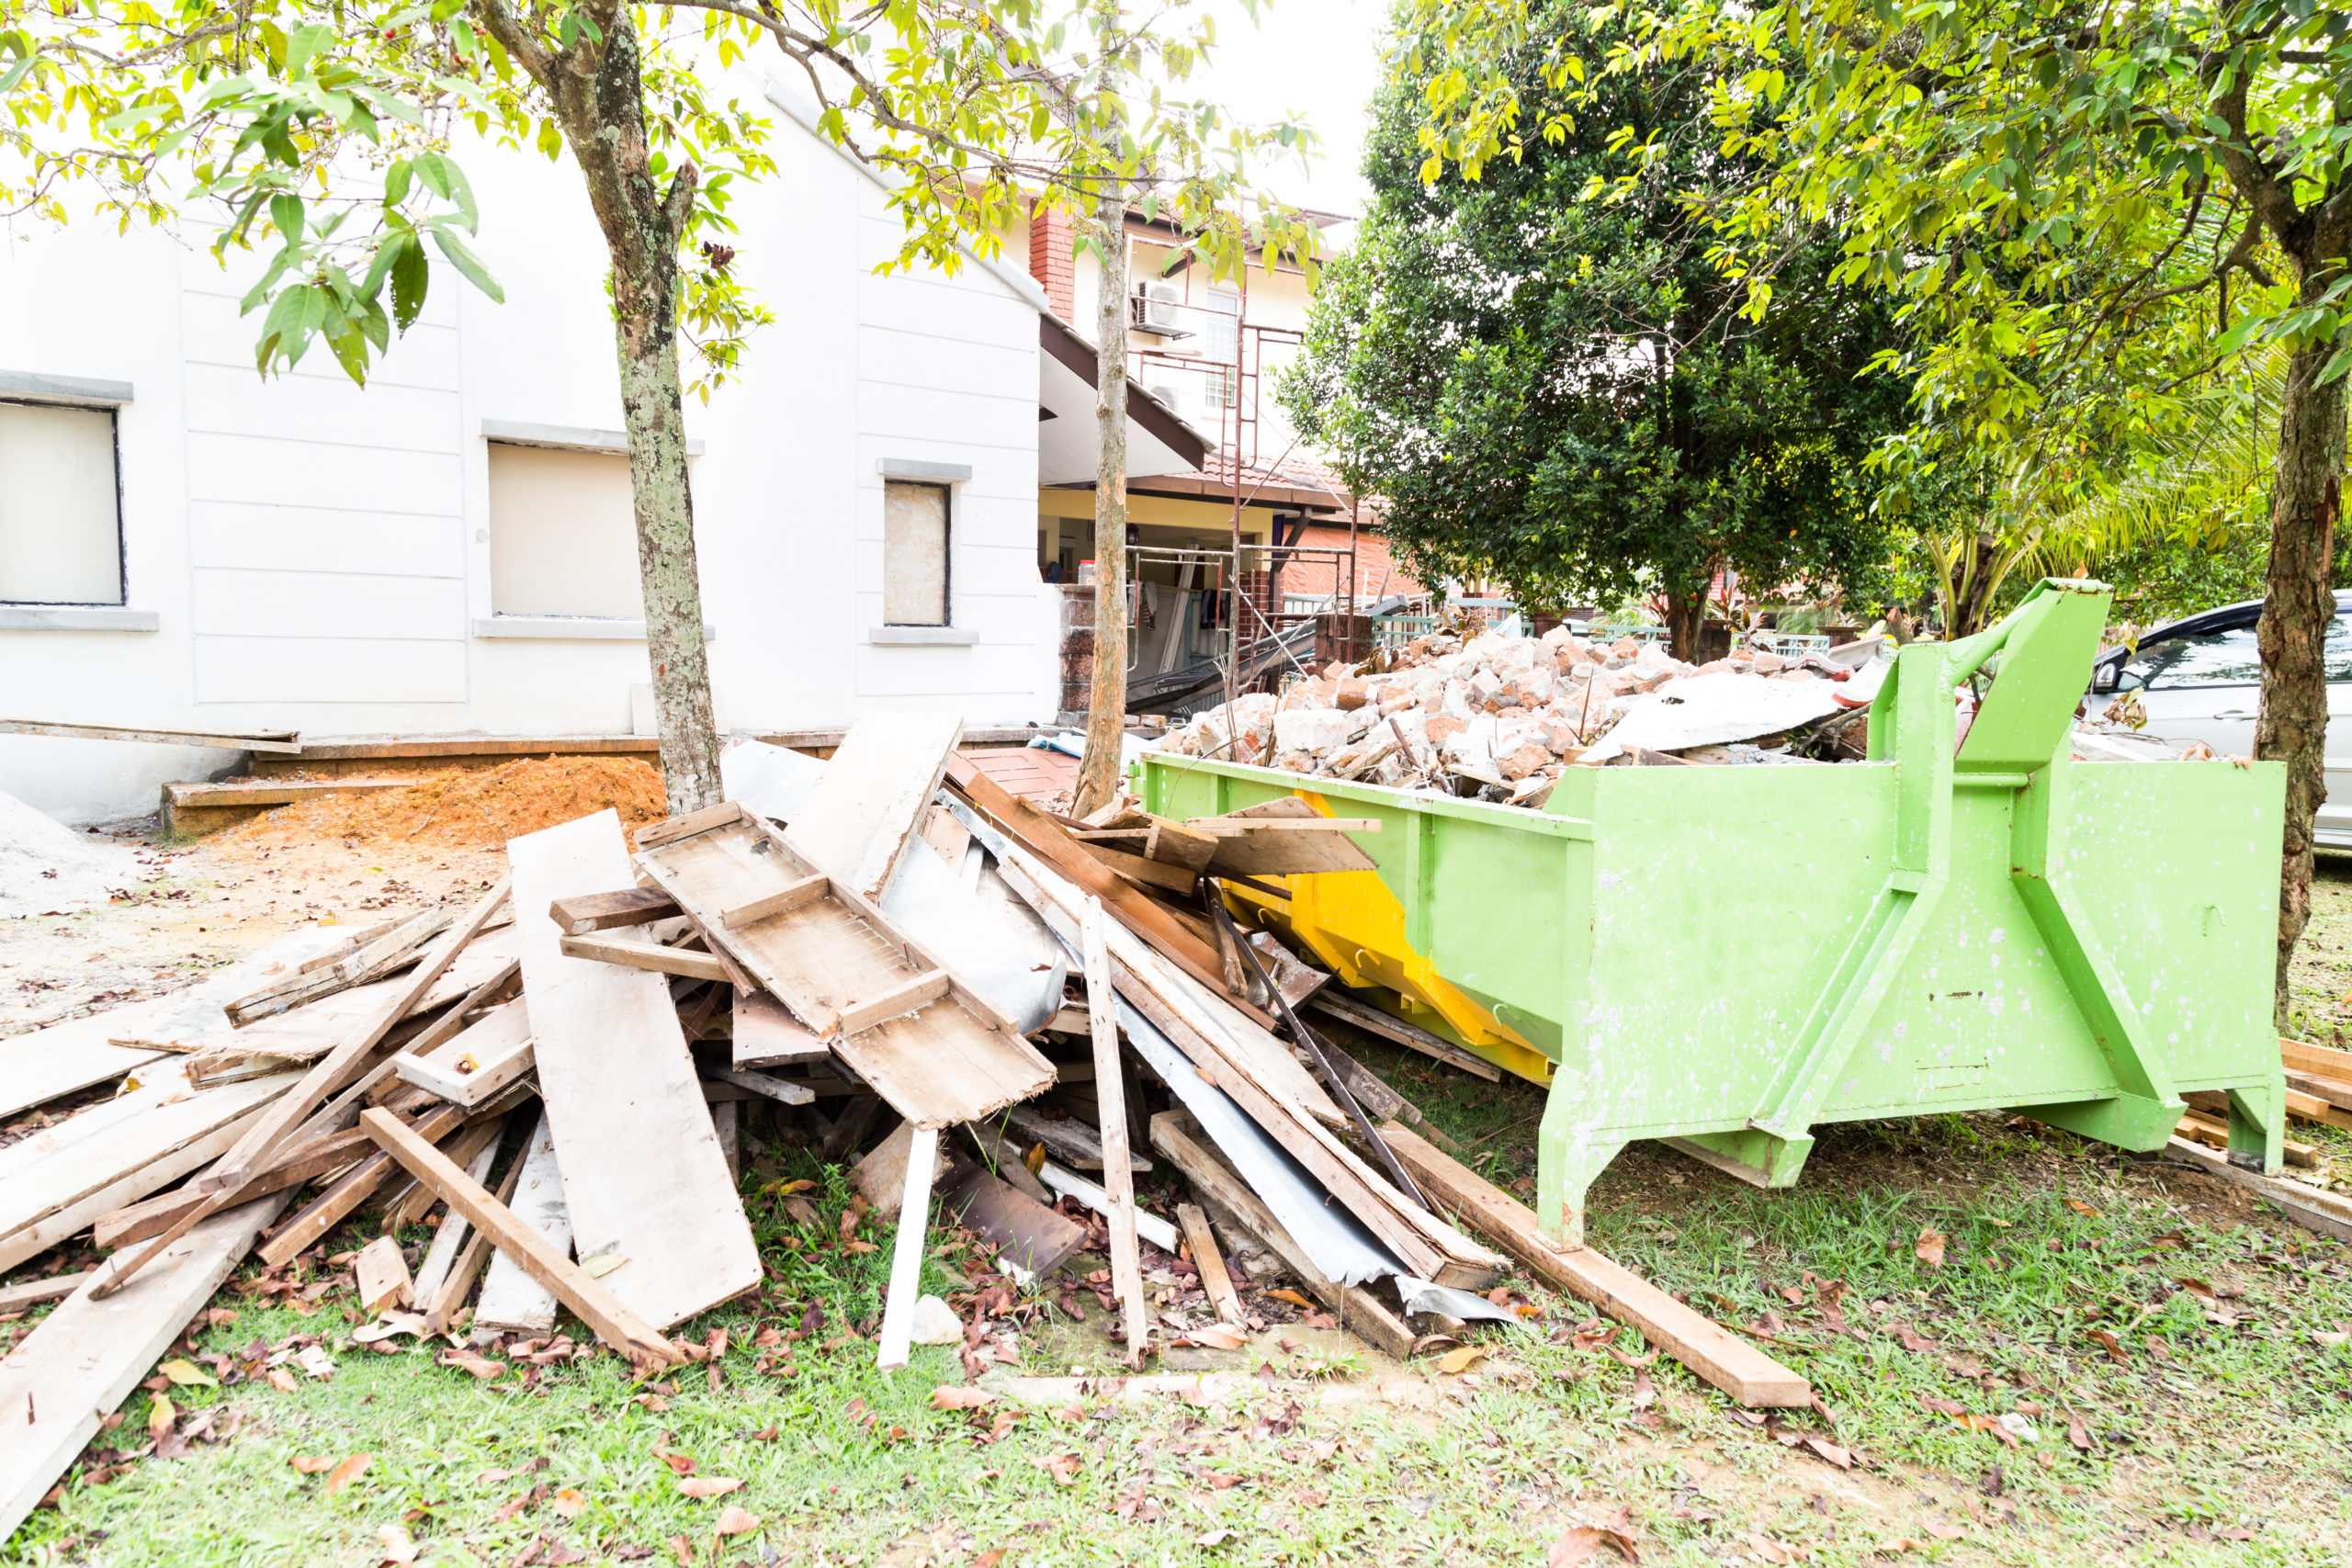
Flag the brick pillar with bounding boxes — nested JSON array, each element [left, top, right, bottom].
[[1029, 205, 1075, 321], [1234, 568, 1281, 640]]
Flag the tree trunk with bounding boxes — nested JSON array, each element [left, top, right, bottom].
[[1947, 531, 2003, 639], [1073, 184, 1131, 817], [2257, 325, 2346, 1021], [1662, 586, 1705, 663], [506, 5, 722, 817]]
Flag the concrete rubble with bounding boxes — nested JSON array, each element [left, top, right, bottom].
[[1154, 623, 1890, 803]]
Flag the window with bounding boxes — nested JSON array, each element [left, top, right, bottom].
[[884, 480, 949, 626], [0, 400, 121, 604], [487, 442, 643, 619], [2120, 624, 2260, 689], [1202, 288, 1240, 364]]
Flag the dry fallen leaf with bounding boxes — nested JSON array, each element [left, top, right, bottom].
[[1028, 1452, 1081, 1484], [582, 1253, 628, 1278], [714, 1506, 761, 1537], [1549, 1519, 1642, 1565], [377, 1523, 419, 1566], [2064, 1198, 2101, 1219], [1803, 1437, 1853, 1470], [266, 1369, 300, 1393], [1265, 1289, 1316, 1310], [1194, 1529, 1235, 1548], [2086, 1328, 2128, 1363], [930, 1386, 998, 1411], [1436, 1345, 1487, 1374], [679, 1475, 743, 1498], [1914, 1229, 1946, 1268], [156, 1359, 217, 1388], [291, 1455, 337, 1474], [552, 1488, 586, 1518], [323, 1452, 373, 1496], [1185, 1325, 1248, 1350], [146, 1393, 175, 1444], [1747, 1535, 1795, 1564]]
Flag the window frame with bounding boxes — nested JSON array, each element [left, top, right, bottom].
[[881, 478, 953, 628], [0, 389, 128, 609]]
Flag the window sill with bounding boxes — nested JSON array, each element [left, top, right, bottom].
[[867, 626, 978, 646], [472, 616, 718, 642], [0, 605, 157, 632]]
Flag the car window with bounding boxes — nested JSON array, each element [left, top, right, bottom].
[[2120, 625, 2260, 689], [2329, 615, 2352, 681]]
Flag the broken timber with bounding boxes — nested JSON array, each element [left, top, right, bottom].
[[1377, 1123, 1812, 1407], [630, 801, 1051, 1129]]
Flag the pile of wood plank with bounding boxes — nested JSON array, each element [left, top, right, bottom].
[[0, 712, 1809, 1538]]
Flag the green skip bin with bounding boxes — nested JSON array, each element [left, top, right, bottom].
[[1140, 579, 2288, 1245]]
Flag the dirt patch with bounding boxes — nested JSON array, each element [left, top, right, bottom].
[[206, 755, 668, 858]]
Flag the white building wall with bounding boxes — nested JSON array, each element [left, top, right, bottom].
[[0, 90, 1058, 824]]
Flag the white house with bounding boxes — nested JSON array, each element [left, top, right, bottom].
[[0, 82, 1207, 825]]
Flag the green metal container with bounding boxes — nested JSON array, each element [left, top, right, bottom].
[[1140, 580, 2288, 1244]]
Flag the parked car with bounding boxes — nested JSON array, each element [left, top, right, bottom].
[[2086, 591, 2352, 847]]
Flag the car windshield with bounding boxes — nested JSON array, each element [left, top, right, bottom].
[[2115, 611, 2352, 688]]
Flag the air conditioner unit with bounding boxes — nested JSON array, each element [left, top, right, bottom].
[[1130, 282, 1189, 335], [1145, 385, 1182, 413]]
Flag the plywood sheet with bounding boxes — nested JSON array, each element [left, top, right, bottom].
[[785, 710, 963, 898], [507, 811, 758, 1330]]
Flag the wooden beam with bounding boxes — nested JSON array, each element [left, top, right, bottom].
[[424, 1144, 526, 1335], [704, 1066, 815, 1106], [632, 799, 745, 852], [2177, 1109, 2318, 1166], [1083, 899, 1149, 1368], [2281, 1035, 2352, 1079], [557, 933, 729, 983], [720, 874, 830, 929], [1149, 1111, 1414, 1359], [875, 1126, 941, 1371], [2163, 1134, 2352, 1242], [410, 1122, 506, 1308], [95, 1122, 380, 1248], [1377, 1122, 1813, 1407], [1305, 988, 1501, 1081], [257, 1102, 467, 1268], [1177, 1202, 1244, 1325], [0, 717, 300, 752], [359, 1109, 678, 1362], [2285, 1070, 2352, 1113], [1082, 842, 1200, 896], [94, 876, 514, 1299], [732, 989, 830, 1070], [834, 971, 953, 1037], [0, 1271, 93, 1314], [1002, 1102, 1148, 1173], [548, 886, 680, 935]]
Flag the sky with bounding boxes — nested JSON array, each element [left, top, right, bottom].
[[1187, 0, 1389, 218]]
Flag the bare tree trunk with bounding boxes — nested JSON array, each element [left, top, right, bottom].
[[2258, 326, 2346, 1021], [481, 1, 722, 816], [1662, 586, 1705, 663], [1073, 184, 1131, 817]]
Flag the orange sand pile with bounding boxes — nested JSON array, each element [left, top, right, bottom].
[[210, 755, 669, 856]]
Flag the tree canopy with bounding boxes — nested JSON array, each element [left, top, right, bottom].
[[1283, 10, 1910, 657]]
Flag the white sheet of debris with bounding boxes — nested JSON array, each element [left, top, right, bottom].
[[1579, 672, 1849, 763]]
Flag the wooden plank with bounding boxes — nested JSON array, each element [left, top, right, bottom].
[[732, 989, 829, 1070], [0, 1272, 92, 1313], [1082, 842, 1201, 895], [424, 1145, 526, 1335], [2284, 1069, 2352, 1112], [919, 805, 972, 869], [475, 1111, 570, 1336], [94, 1122, 379, 1248], [0, 1069, 297, 1273], [635, 814, 1052, 1128], [0, 1190, 290, 1543], [509, 810, 758, 1332], [224, 908, 452, 1025], [394, 1000, 534, 1107], [712, 1100, 741, 1183], [411, 1123, 506, 1308], [2177, 1108, 2318, 1165], [875, 1126, 942, 1371], [354, 1235, 413, 1314], [2163, 1134, 2352, 1243], [0, 717, 299, 751], [394, 1115, 505, 1229], [2281, 1036, 2352, 1079], [1001, 1103, 1148, 1173], [1306, 988, 1502, 1080], [1142, 819, 1218, 872], [631, 798, 745, 852], [786, 711, 965, 900], [1377, 1122, 1814, 1407], [558, 932, 729, 983], [1083, 899, 1149, 1366], [1177, 1201, 1244, 1325], [1186, 818, 1384, 835], [1148, 1111, 1413, 1359], [257, 1102, 468, 1268], [359, 1109, 677, 1362], [944, 755, 1238, 1005], [96, 877, 515, 1300], [720, 873, 830, 928], [704, 1066, 815, 1106], [548, 886, 680, 935], [1207, 830, 1379, 878], [836, 971, 954, 1037], [1035, 1160, 1180, 1252]]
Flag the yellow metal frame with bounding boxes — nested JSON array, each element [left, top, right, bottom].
[[1218, 788, 1554, 1086]]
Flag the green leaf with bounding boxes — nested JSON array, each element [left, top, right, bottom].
[[270, 194, 304, 244], [390, 235, 429, 331], [282, 23, 335, 81], [384, 159, 413, 210], [429, 228, 503, 302]]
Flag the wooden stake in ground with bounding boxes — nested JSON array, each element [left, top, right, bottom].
[[358, 1110, 677, 1364], [874, 1125, 941, 1372], [92, 875, 514, 1299], [1084, 897, 1149, 1367]]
